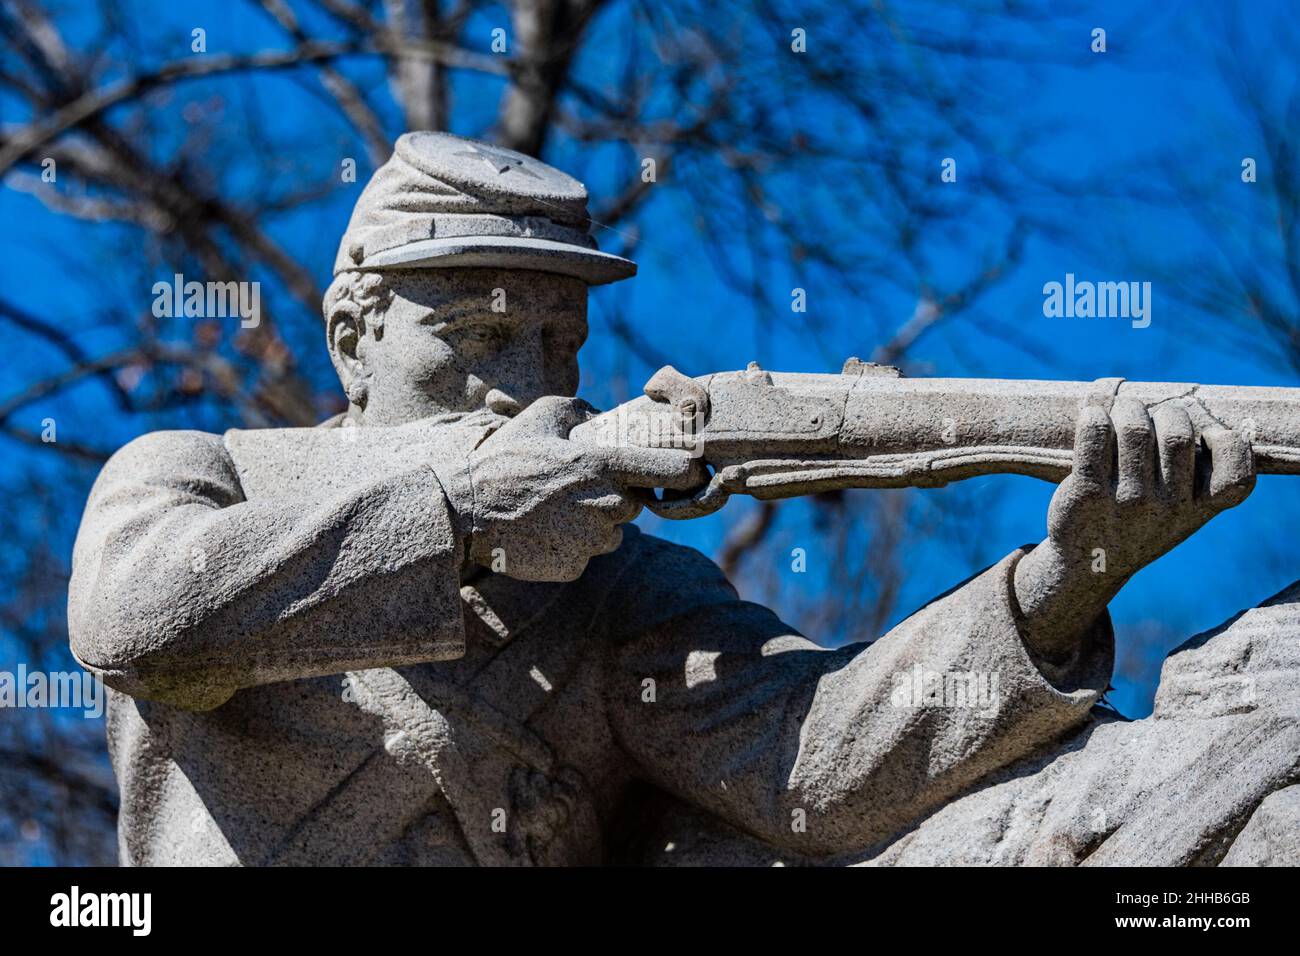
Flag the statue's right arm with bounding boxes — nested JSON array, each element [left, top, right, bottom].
[[67, 429, 472, 711]]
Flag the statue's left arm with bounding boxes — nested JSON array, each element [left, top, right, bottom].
[[601, 397, 1255, 857], [600, 534, 1112, 857]]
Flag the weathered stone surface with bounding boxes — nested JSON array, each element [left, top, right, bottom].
[[66, 133, 1298, 866], [1221, 785, 1300, 865], [852, 585, 1300, 867], [630, 583, 1300, 867]]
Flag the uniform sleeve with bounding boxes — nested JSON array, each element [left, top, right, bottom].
[[68, 429, 471, 710], [601, 537, 1113, 858]]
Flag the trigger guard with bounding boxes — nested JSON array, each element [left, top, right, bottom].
[[638, 474, 732, 520]]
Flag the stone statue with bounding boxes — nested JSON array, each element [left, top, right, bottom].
[[67, 133, 1297, 866]]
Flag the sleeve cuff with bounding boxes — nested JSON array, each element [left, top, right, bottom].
[[1004, 545, 1116, 701]]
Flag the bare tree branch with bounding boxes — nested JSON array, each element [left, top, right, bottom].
[[257, 0, 392, 164]]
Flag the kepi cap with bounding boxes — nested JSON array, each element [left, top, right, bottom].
[[334, 132, 636, 285]]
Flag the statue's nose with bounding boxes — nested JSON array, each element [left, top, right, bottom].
[[485, 387, 522, 417]]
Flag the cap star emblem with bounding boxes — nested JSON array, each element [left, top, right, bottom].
[[453, 143, 542, 180]]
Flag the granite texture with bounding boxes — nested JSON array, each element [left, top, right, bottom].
[[633, 580, 1300, 867], [332, 131, 635, 283], [67, 133, 1297, 866]]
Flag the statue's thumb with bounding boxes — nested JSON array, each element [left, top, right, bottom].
[[502, 395, 597, 439]]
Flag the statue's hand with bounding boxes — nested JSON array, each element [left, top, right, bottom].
[[1049, 397, 1256, 572], [1015, 397, 1255, 659], [451, 396, 701, 582]]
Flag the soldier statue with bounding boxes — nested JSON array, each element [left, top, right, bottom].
[[69, 133, 1297, 866]]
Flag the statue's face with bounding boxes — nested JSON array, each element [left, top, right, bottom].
[[333, 268, 588, 425]]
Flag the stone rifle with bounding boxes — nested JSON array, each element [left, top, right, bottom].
[[568, 359, 1300, 519]]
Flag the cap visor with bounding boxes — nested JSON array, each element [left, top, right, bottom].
[[360, 235, 636, 286]]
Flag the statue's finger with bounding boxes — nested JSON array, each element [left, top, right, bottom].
[[1072, 404, 1115, 489], [596, 445, 706, 490], [577, 490, 643, 525], [1112, 397, 1155, 506], [1152, 401, 1195, 502]]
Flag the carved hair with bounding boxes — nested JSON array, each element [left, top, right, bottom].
[[322, 270, 394, 339]]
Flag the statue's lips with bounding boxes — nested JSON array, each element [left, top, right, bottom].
[[359, 235, 637, 286]]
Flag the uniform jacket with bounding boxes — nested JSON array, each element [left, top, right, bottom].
[[68, 415, 1113, 865]]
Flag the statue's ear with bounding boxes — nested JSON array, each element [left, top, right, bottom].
[[327, 300, 365, 395]]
